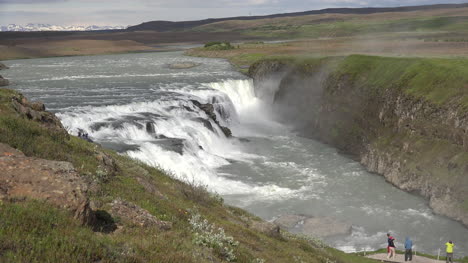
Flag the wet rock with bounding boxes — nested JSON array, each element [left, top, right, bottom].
[[0, 143, 95, 225], [0, 75, 9, 86], [168, 62, 200, 69], [274, 214, 351, 238], [237, 137, 251, 143], [191, 100, 232, 137], [0, 62, 8, 70], [152, 138, 185, 155], [220, 126, 232, 137], [146, 122, 156, 134], [192, 117, 214, 132], [109, 198, 172, 229]]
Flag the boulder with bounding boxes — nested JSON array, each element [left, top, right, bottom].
[[152, 138, 185, 155], [146, 122, 156, 134], [250, 220, 281, 238], [168, 62, 200, 69], [0, 75, 9, 86], [274, 214, 352, 238], [95, 151, 118, 177], [109, 198, 172, 230], [0, 143, 95, 225], [191, 100, 232, 137], [0, 62, 8, 70]]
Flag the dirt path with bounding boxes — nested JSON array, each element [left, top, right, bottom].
[[367, 253, 446, 263]]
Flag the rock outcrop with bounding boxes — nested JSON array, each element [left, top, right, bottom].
[[0, 62, 8, 70], [249, 220, 281, 238], [191, 100, 232, 137], [11, 94, 68, 136], [109, 198, 172, 229], [0, 75, 9, 86], [0, 143, 95, 225]]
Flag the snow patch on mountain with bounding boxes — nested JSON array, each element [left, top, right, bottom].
[[1, 24, 127, 32]]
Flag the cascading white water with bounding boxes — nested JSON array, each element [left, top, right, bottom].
[[58, 79, 297, 198]]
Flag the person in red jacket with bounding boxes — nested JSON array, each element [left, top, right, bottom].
[[387, 233, 396, 260]]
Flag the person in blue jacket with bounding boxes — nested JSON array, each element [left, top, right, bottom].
[[405, 237, 413, 261]]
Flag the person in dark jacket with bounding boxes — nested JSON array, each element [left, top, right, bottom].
[[387, 233, 396, 260], [405, 237, 413, 261]]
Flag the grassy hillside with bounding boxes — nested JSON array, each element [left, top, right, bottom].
[[331, 55, 468, 107], [192, 7, 468, 39], [0, 88, 377, 262]]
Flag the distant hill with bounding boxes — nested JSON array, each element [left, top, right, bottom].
[[127, 3, 468, 32]]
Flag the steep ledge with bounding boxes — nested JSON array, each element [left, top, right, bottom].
[[250, 55, 468, 227]]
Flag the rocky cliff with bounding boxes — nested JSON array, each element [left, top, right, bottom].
[[249, 55, 468, 227]]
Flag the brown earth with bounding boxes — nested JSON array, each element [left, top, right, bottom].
[[0, 143, 95, 225], [0, 31, 257, 61]]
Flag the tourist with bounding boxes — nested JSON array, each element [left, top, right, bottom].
[[404, 237, 413, 261], [446, 240, 454, 263], [387, 233, 396, 260]]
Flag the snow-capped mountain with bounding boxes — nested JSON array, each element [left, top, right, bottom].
[[0, 23, 127, 32]]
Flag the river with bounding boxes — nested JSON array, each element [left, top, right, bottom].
[[3, 51, 468, 256]]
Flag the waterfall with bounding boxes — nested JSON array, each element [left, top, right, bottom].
[[58, 79, 285, 195]]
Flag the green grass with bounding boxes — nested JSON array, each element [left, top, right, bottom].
[[333, 55, 468, 107], [199, 15, 468, 39], [0, 201, 134, 263]]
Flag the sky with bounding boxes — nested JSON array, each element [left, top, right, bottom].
[[0, 0, 467, 26]]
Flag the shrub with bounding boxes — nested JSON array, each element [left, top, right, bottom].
[[203, 41, 235, 51], [189, 212, 239, 262]]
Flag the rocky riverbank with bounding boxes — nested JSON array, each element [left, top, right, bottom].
[[249, 55, 468, 227], [0, 62, 9, 87]]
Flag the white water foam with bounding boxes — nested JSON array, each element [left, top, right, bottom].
[[58, 79, 301, 198]]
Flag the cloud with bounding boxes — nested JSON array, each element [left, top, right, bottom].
[[0, 0, 66, 3], [1, 0, 467, 26]]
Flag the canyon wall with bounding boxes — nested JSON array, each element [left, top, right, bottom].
[[249, 55, 468, 226]]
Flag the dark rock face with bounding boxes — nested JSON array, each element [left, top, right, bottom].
[[191, 100, 232, 137], [146, 122, 156, 134], [251, 60, 468, 227], [152, 138, 185, 155], [0, 75, 9, 86], [192, 117, 214, 132], [0, 143, 95, 226]]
